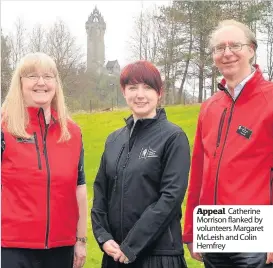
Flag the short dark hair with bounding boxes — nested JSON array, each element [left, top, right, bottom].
[[120, 60, 163, 93]]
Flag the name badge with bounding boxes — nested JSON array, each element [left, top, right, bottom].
[[236, 125, 252, 139], [16, 137, 35, 144]]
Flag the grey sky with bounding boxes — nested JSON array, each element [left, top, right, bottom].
[[1, 0, 268, 73], [1, 1, 170, 68]]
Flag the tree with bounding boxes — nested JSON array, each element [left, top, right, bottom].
[[128, 4, 160, 63], [261, 1, 273, 80], [28, 23, 46, 53], [8, 17, 27, 69], [156, 4, 181, 104], [265, 18, 273, 81], [174, 1, 194, 104], [44, 19, 85, 108], [46, 19, 84, 84], [1, 30, 12, 102]]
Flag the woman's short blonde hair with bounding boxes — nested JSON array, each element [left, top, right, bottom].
[[209, 19, 258, 51], [1, 52, 71, 142]]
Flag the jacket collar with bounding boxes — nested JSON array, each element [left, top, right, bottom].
[[27, 106, 58, 126], [124, 108, 167, 131], [217, 64, 264, 95]]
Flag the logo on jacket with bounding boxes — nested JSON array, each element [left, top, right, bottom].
[[139, 147, 158, 159], [16, 137, 35, 143]]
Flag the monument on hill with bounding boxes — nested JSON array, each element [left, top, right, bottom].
[[85, 7, 120, 75]]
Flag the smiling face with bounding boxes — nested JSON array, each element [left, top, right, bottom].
[[211, 26, 254, 80], [21, 69, 56, 109], [123, 83, 160, 119], [120, 60, 163, 120]]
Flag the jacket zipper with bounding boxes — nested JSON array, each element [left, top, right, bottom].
[[269, 168, 273, 205], [120, 125, 140, 241], [168, 227, 174, 248], [214, 108, 227, 158], [214, 103, 235, 204], [37, 108, 52, 248], [43, 124, 51, 248], [214, 85, 244, 205], [214, 84, 248, 204], [33, 132, 42, 170], [214, 87, 239, 204], [113, 145, 125, 192], [120, 151, 130, 241]]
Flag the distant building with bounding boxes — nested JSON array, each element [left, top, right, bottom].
[[85, 7, 120, 75], [106, 60, 120, 75]]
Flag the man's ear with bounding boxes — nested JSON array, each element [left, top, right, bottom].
[[248, 45, 255, 64], [249, 44, 255, 56]]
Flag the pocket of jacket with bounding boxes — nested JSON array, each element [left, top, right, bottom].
[[34, 132, 42, 170], [112, 145, 125, 192], [214, 108, 227, 157], [168, 226, 174, 248]]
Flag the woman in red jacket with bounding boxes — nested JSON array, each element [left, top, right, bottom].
[[1, 52, 87, 268]]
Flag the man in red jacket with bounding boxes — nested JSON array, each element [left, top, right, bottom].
[[183, 19, 273, 267]]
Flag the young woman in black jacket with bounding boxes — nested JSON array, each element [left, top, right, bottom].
[[92, 60, 190, 268]]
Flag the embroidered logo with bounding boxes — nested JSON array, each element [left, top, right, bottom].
[[16, 137, 35, 144], [139, 147, 158, 159]]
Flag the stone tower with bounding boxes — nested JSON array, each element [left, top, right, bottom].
[[85, 7, 106, 73]]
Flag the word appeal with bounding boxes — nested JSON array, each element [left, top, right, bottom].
[[193, 205, 273, 253]]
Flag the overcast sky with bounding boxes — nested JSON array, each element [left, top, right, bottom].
[[1, 0, 268, 73], [1, 1, 170, 68]]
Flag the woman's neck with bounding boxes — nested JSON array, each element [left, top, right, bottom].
[[132, 110, 157, 121], [43, 106, 51, 124]]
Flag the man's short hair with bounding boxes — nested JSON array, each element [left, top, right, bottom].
[[209, 19, 258, 51]]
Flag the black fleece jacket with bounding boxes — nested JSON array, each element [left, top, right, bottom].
[[91, 108, 190, 263]]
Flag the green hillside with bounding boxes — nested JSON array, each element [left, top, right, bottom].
[[73, 104, 204, 268]]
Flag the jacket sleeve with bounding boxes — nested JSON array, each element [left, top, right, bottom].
[[91, 151, 113, 251], [120, 131, 190, 262], [183, 112, 204, 243]]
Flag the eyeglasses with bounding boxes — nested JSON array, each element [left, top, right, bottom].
[[23, 74, 56, 83], [212, 43, 250, 54]]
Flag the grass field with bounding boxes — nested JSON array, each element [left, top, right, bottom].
[[72, 104, 204, 268]]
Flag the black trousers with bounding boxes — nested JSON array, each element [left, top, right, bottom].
[[203, 253, 273, 268], [1, 246, 74, 268], [101, 254, 187, 268]]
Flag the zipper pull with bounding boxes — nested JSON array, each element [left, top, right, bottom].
[[123, 153, 130, 168], [214, 143, 220, 158]]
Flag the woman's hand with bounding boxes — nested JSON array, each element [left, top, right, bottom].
[[102, 240, 120, 258], [73, 241, 86, 268]]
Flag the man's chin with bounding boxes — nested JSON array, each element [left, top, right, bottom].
[[221, 68, 238, 78]]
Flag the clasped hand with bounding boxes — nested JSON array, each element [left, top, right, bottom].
[[103, 240, 129, 264]]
